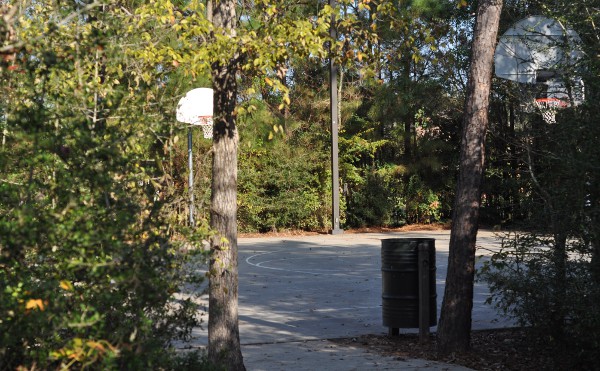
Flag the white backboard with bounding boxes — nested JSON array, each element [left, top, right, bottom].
[[494, 16, 583, 83], [176, 88, 214, 125]]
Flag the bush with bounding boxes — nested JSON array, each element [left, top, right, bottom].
[[238, 119, 331, 232], [0, 4, 210, 368], [405, 174, 443, 224], [479, 233, 600, 367], [345, 169, 404, 228], [0, 121, 210, 369]]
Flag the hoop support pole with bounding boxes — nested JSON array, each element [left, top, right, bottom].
[[188, 127, 195, 226]]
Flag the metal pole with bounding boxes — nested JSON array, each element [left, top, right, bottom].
[[418, 243, 430, 343], [188, 127, 195, 226], [330, 0, 342, 235]]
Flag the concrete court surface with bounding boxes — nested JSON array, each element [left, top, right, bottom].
[[188, 230, 513, 369]]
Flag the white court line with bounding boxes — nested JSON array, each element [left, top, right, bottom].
[[240, 305, 382, 316], [301, 306, 381, 313], [245, 251, 321, 275], [245, 251, 379, 276], [245, 250, 281, 261]]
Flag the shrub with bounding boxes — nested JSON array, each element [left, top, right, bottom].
[[0, 4, 210, 368], [479, 232, 600, 367], [345, 169, 404, 228], [405, 174, 442, 224], [238, 134, 330, 232]]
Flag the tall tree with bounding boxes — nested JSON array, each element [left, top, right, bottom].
[[131, 3, 383, 367], [437, 0, 503, 353], [208, 2, 246, 369]]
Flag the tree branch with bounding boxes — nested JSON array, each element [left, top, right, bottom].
[[0, 1, 105, 54]]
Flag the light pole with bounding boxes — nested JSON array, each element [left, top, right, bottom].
[[330, 0, 343, 235]]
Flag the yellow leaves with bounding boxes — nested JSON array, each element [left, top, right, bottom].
[[129, 327, 138, 342], [264, 77, 274, 86], [425, 34, 436, 45], [457, 0, 468, 8], [269, 124, 285, 141], [60, 280, 74, 291], [276, 94, 290, 111], [265, 5, 278, 17], [25, 299, 45, 311], [235, 106, 247, 116], [236, 104, 258, 117], [146, 90, 155, 102], [344, 49, 364, 63], [50, 338, 118, 364], [86, 340, 106, 352]]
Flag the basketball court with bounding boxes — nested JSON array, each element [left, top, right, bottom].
[[179, 16, 582, 349], [186, 229, 514, 347]]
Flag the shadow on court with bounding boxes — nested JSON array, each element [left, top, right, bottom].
[[188, 230, 513, 347]]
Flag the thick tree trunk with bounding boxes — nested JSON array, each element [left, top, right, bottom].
[[437, 0, 502, 354], [208, 1, 245, 369]]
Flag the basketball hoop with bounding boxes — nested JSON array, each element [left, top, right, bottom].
[[175, 88, 214, 227], [534, 98, 568, 124], [494, 16, 585, 125], [176, 88, 214, 139], [196, 116, 213, 139]]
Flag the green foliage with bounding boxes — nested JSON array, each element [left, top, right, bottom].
[[345, 166, 404, 228], [340, 99, 455, 227], [345, 170, 445, 228], [132, 0, 338, 110], [405, 174, 442, 224], [0, 3, 209, 369], [479, 233, 600, 367], [238, 103, 330, 232]]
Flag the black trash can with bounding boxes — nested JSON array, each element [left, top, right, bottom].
[[381, 238, 437, 329]]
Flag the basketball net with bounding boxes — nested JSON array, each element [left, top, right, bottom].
[[196, 116, 213, 139], [533, 98, 568, 124]]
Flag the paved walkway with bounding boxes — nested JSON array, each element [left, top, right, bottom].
[[186, 230, 512, 370]]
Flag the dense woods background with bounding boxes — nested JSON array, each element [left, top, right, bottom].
[[1, 0, 599, 369]]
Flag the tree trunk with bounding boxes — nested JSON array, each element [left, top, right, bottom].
[[437, 0, 502, 354], [208, 1, 245, 369]]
